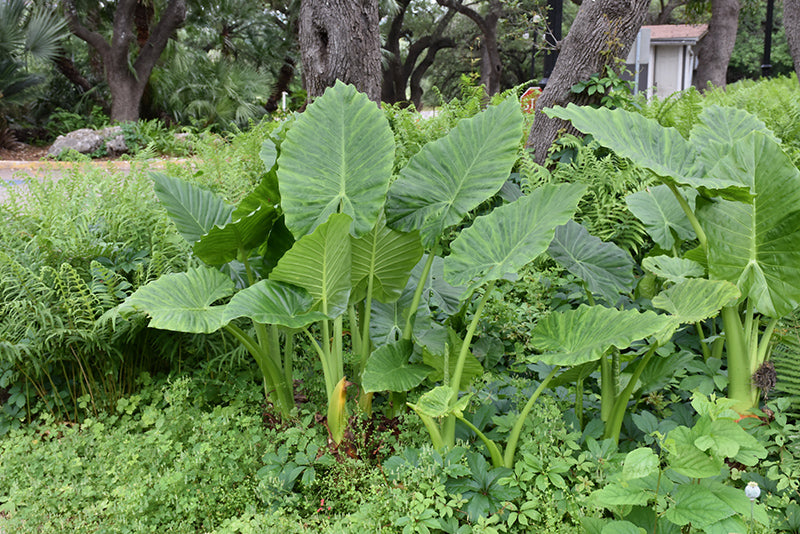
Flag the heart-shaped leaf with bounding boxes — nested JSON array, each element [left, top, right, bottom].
[[270, 213, 352, 317], [386, 98, 523, 247], [531, 305, 673, 366], [223, 279, 328, 328], [123, 266, 234, 333], [548, 220, 635, 302], [151, 172, 232, 244], [445, 184, 586, 295], [277, 81, 394, 237], [361, 340, 432, 393]]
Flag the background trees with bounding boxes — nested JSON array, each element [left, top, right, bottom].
[[0, 0, 67, 148]]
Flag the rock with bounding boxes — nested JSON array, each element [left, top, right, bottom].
[[101, 127, 126, 155], [48, 126, 128, 158]]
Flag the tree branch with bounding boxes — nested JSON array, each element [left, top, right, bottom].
[[62, 0, 111, 61], [134, 0, 187, 80]]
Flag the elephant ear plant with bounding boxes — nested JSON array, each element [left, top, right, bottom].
[[121, 81, 411, 436], [547, 104, 800, 413]]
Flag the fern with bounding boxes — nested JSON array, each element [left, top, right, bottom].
[[521, 135, 652, 256], [773, 314, 800, 417]]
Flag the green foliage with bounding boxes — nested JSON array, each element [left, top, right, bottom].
[[520, 136, 651, 256], [590, 394, 769, 533], [0, 375, 267, 532], [570, 67, 633, 109], [46, 106, 109, 138], [0, 162, 225, 426]]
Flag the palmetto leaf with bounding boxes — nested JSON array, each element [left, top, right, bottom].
[[123, 266, 235, 334], [386, 97, 523, 247], [152, 172, 233, 244], [277, 81, 394, 237], [23, 8, 68, 62], [444, 184, 586, 295]]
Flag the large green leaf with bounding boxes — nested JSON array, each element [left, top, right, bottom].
[[277, 81, 394, 237], [547, 220, 635, 302], [270, 213, 352, 317], [361, 340, 432, 393], [626, 185, 696, 250], [663, 485, 735, 528], [193, 205, 279, 266], [421, 327, 484, 390], [151, 172, 233, 244], [546, 105, 751, 200], [123, 266, 234, 333], [642, 256, 705, 283], [531, 305, 673, 366], [223, 279, 328, 328], [408, 386, 472, 419], [351, 216, 424, 304], [233, 173, 280, 220], [691, 105, 779, 152], [698, 131, 800, 317], [652, 279, 740, 324], [444, 184, 586, 295], [386, 98, 524, 247]]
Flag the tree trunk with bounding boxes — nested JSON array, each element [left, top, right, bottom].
[[298, 0, 382, 103], [527, 0, 649, 164], [694, 0, 741, 90], [784, 0, 800, 82], [437, 0, 503, 95], [63, 0, 187, 122]]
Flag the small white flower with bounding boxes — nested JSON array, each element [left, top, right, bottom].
[[745, 481, 761, 501]]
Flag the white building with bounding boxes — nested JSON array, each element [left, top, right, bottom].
[[626, 24, 709, 99]]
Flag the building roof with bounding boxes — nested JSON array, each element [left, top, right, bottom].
[[643, 24, 708, 43]]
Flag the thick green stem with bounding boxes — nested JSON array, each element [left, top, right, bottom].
[[456, 414, 505, 468], [721, 305, 753, 413], [576, 377, 585, 429], [757, 318, 779, 366], [664, 181, 707, 252], [320, 319, 334, 398], [360, 280, 375, 373], [696, 321, 711, 360], [283, 331, 294, 392], [600, 353, 615, 422], [333, 315, 344, 381], [503, 366, 560, 468], [451, 282, 495, 393], [349, 305, 362, 357], [604, 344, 658, 444], [225, 323, 294, 417], [304, 328, 333, 397], [442, 283, 496, 449], [402, 251, 437, 341]]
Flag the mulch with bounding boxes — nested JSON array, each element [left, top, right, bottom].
[[0, 144, 50, 161]]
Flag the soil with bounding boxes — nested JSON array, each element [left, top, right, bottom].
[[0, 144, 50, 161]]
